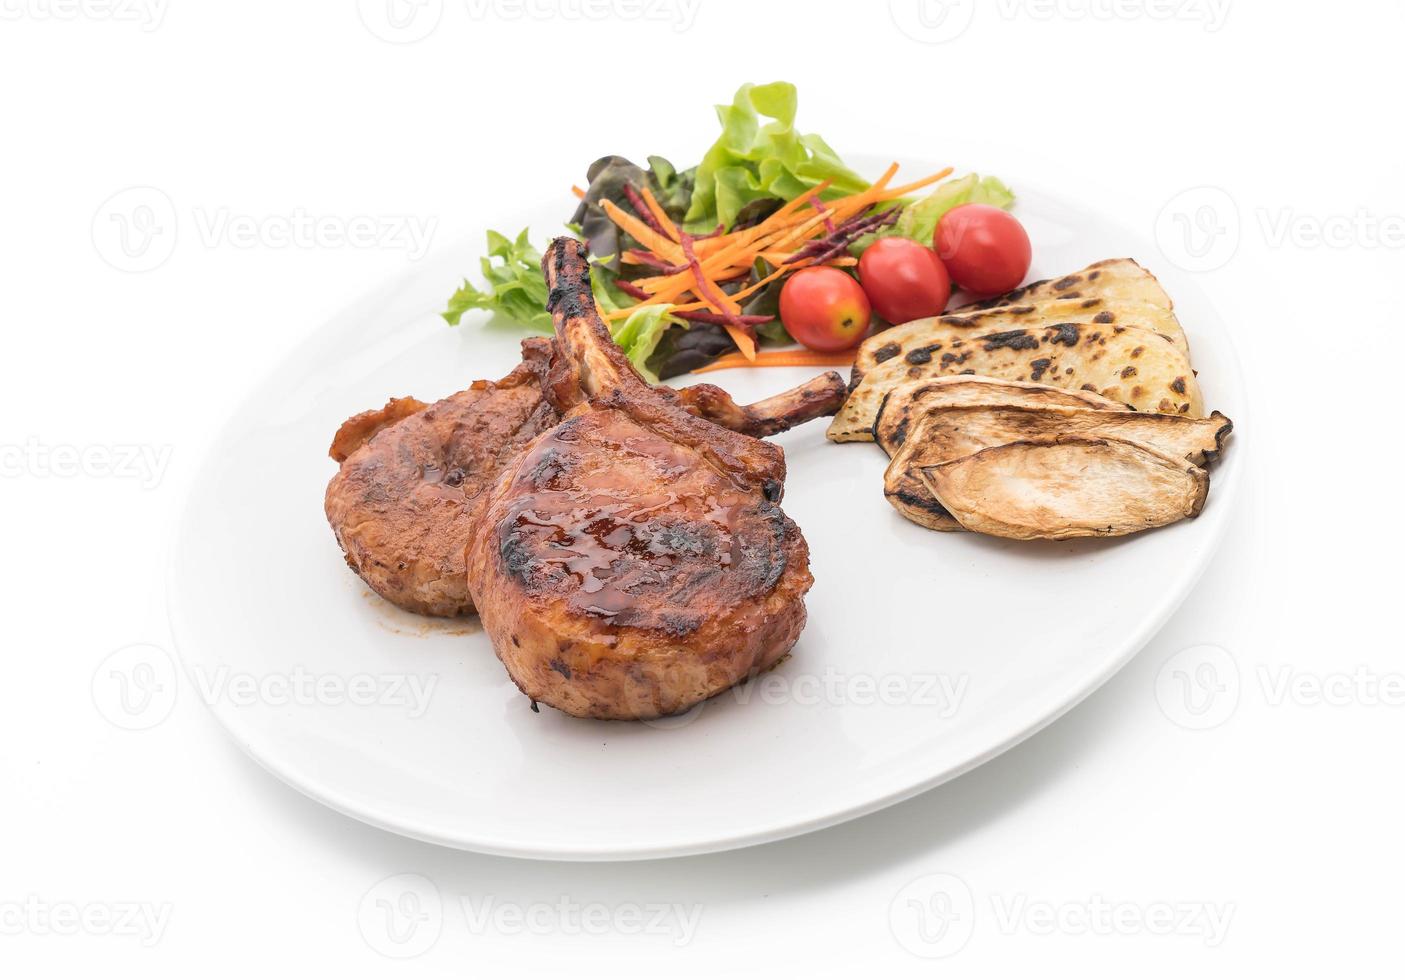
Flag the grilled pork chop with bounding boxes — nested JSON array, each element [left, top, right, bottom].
[[465, 238, 814, 719], [327, 342, 843, 617]]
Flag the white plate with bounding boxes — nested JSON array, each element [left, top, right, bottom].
[[168, 160, 1245, 860]]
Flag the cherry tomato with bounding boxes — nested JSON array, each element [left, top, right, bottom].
[[935, 204, 1032, 298], [779, 267, 872, 352], [856, 237, 952, 324]]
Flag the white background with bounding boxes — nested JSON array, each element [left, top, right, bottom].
[[3, 0, 1400, 975]]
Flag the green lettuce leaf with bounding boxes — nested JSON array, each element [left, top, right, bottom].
[[683, 81, 868, 233], [442, 228, 551, 331], [895, 173, 1015, 242], [609, 304, 682, 383]]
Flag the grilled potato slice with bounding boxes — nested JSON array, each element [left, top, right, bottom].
[[883, 405, 1231, 531], [872, 376, 1128, 454], [830, 321, 1202, 442], [918, 436, 1209, 540], [953, 258, 1172, 313]]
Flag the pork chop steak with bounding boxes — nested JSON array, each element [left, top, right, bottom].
[[325, 341, 558, 616], [326, 344, 843, 618], [465, 238, 814, 720]]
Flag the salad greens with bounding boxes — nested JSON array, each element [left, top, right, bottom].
[[440, 81, 1015, 379], [607, 304, 683, 383], [442, 228, 552, 331], [683, 81, 868, 234], [570, 155, 693, 272]]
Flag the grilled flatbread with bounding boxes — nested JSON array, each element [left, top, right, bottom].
[[852, 297, 1188, 388], [830, 320, 1203, 442], [953, 258, 1172, 313]]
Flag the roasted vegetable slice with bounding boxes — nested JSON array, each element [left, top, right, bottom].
[[918, 436, 1209, 540], [883, 405, 1231, 531], [872, 375, 1128, 454]]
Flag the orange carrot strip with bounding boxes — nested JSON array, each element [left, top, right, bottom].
[[679, 231, 755, 361], [692, 349, 857, 373], [571, 185, 587, 199], [639, 186, 680, 243], [726, 327, 757, 360], [601, 199, 684, 262], [877, 166, 954, 200]]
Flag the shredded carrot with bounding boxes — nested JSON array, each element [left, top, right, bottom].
[[601, 199, 684, 263], [678, 230, 754, 360], [571, 185, 587, 200], [692, 349, 857, 373], [727, 329, 758, 361], [878, 166, 954, 200], [588, 163, 958, 367], [639, 186, 681, 243]]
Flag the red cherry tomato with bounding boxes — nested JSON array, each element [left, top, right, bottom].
[[935, 204, 1032, 298], [779, 267, 872, 352], [856, 237, 952, 324]]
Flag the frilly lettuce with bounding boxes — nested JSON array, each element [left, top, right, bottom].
[[441, 228, 679, 379], [442, 228, 552, 331], [683, 81, 868, 233]]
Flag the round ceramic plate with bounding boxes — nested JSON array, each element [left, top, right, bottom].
[[168, 159, 1245, 860]]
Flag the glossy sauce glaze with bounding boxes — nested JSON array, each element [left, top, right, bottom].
[[491, 411, 788, 633]]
